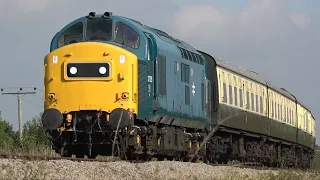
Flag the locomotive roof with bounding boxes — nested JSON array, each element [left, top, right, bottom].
[[120, 16, 201, 54]]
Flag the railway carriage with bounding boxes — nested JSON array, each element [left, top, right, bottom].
[[200, 55, 315, 166], [42, 12, 316, 168]]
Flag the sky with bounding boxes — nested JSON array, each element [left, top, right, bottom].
[[0, 0, 319, 143]]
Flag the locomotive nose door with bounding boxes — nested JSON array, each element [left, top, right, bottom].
[[145, 33, 158, 112]]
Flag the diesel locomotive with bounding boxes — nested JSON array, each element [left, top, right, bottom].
[[42, 12, 316, 168]]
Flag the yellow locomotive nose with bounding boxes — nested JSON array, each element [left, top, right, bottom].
[[43, 42, 138, 129]]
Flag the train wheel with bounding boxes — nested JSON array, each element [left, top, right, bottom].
[[60, 145, 72, 157], [88, 153, 98, 159], [76, 154, 84, 158], [61, 152, 72, 157]]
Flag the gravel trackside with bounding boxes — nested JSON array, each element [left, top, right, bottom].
[[0, 158, 294, 180]]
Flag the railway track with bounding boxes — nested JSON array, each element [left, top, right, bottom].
[[0, 152, 115, 163], [0, 152, 281, 171]]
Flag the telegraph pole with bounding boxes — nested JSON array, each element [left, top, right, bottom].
[[1, 88, 36, 141]]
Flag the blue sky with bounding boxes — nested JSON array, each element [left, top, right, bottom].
[[0, 0, 319, 144], [288, 0, 319, 14]]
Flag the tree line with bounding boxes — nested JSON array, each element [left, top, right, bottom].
[[0, 112, 51, 154]]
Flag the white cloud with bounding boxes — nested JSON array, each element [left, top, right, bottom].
[[169, 1, 319, 130], [290, 13, 311, 30], [1, 0, 53, 12], [170, 0, 293, 46]]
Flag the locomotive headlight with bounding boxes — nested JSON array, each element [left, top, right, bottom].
[[70, 67, 77, 75], [66, 62, 110, 78], [99, 66, 107, 74]]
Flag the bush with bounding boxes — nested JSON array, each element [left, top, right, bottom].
[[20, 113, 51, 153], [0, 119, 18, 151]]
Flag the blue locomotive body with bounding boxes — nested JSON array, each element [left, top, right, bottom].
[[49, 14, 210, 130], [119, 17, 210, 130]]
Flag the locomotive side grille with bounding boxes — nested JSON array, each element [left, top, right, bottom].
[[138, 61, 146, 104]]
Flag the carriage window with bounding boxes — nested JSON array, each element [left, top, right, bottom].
[[260, 96, 263, 113], [246, 91, 250, 110], [278, 104, 280, 119], [86, 18, 112, 41], [287, 108, 289, 123], [305, 112, 308, 131], [251, 93, 254, 111], [239, 89, 243, 107], [114, 22, 140, 48], [255, 95, 259, 112], [229, 85, 233, 105], [234, 87, 238, 106], [274, 102, 277, 119], [58, 22, 83, 47], [289, 109, 292, 125], [285, 107, 288, 123], [280, 105, 282, 120], [223, 83, 227, 103], [291, 110, 294, 125], [272, 101, 274, 118]]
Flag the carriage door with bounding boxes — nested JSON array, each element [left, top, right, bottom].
[[145, 33, 158, 113]]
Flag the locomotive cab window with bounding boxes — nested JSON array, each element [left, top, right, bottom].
[[58, 22, 84, 47], [114, 22, 140, 49], [86, 18, 112, 41]]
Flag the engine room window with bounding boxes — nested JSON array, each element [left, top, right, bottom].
[[58, 22, 83, 47], [114, 22, 140, 48], [181, 63, 190, 83], [86, 18, 112, 41]]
